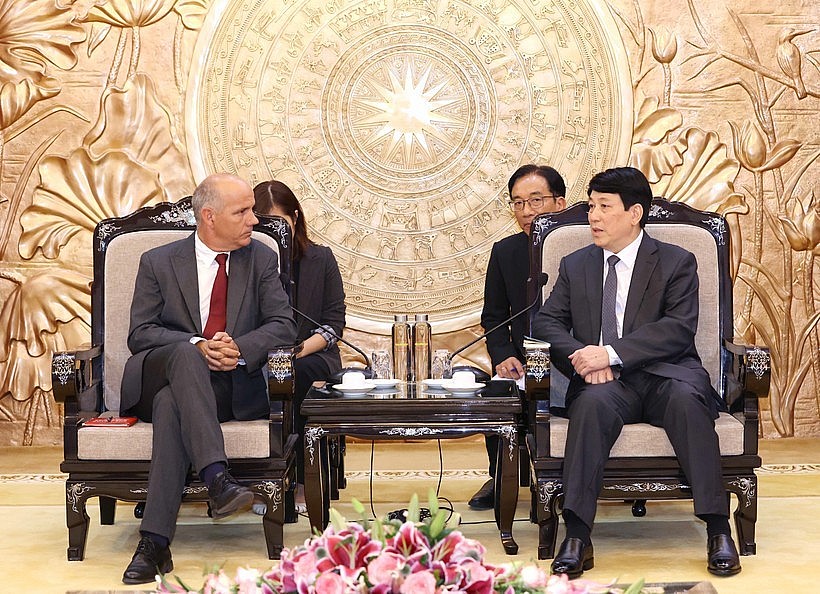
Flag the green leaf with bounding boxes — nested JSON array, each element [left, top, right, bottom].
[[407, 493, 420, 523], [428, 489, 439, 515], [329, 507, 346, 531], [428, 509, 447, 539], [623, 577, 646, 594]]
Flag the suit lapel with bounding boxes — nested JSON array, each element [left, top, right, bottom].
[[623, 234, 659, 334], [226, 244, 251, 332], [585, 247, 604, 343], [172, 234, 202, 334]]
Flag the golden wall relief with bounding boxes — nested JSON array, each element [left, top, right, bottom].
[[0, 0, 817, 445]]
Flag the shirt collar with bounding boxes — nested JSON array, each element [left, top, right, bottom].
[[194, 231, 228, 266], [603, 230, 643, 269]]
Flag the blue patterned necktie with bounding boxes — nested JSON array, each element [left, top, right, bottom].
[[601, 255, 620, 345]]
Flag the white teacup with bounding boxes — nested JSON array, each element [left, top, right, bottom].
[[451, 370, 475, 387], [341, 371, 367, 387]]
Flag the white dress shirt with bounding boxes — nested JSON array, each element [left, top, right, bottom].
[[601, 230, 644, 366]]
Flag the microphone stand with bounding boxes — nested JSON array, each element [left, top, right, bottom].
[[291, 305, 372, 370], [448, 272, 549, 363]]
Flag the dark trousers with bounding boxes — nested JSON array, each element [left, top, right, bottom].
[[293, 354, 331, 484], [562, 370, 728, 530], [123, 342, 233, 541]]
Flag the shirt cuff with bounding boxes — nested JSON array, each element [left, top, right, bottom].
[[190, 336, 205, 345], [605, 344, 622, 367], [312, 325, 338, 350]]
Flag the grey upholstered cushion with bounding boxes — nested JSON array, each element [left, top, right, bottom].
[[548, 412, 744, 458], [102, 230, 280, 412], [77, 420, 270, 460]]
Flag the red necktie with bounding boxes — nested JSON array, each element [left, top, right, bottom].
[[203, 253, 228, 339]]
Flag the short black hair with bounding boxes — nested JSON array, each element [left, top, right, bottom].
[[587, 166, 652, 227], [507, 164, 566, 198]]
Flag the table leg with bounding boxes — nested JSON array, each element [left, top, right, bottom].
[[496, 428, 519, 555], [304, 426, 327, 533]]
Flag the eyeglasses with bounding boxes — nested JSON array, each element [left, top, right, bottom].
[[508, 195, 556, 211]]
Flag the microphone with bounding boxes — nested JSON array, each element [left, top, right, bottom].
[[290, 305, 372, 370], [448, 272, 549, 362]]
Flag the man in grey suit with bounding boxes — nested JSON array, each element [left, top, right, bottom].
[[119, 173, 296, 584], [532, 167, 741, 579]]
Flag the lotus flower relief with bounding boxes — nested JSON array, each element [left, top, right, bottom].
[[779, 191, 820, 254], [729, 120, 802, 173], [649, 26, 678, 64]]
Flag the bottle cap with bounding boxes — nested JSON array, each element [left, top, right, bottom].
[[414, 314, 428, 322], [394, 314, 408, 322]]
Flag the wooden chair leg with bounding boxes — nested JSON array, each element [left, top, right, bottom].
[[261, 480, 286, 560], [727, 476, 757, 555], [535, 478, 562, 560], [99, 496, 117, 524], [66, 481, 92, 561]]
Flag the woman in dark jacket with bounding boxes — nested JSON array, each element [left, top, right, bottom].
[[253, 180, 346, 512]]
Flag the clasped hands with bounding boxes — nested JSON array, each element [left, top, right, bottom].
[[196, 331, 240, 371], [569, 345, 615, 384]]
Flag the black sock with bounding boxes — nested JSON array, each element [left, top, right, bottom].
[[200, 461, 227, 489], [563, 509, 591, 545], [140, 530, 169, 550], [700, 513, 731, 538]]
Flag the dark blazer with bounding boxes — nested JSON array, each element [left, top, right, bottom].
[[532, 232, 721, 414], [120, 233, 297, 419], [481, 232, 529, 368], [293, 243, 345, 375]]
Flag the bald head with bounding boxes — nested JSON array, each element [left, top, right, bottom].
[[193, 173, 258, 252]]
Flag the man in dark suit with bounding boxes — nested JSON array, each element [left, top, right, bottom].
[[469, 164, 566, 510], [119, 173, 296, 584], [531, 167, 741, 578]]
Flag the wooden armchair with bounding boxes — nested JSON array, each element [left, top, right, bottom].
[[525, 199, 770, 560], [52, 198, 299, 562]]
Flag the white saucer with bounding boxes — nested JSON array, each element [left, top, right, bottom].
[[332, 381, 375, 395], [370, 379, 399, 390], [441, 380, 485, 394], [421, 379, 447, 389]]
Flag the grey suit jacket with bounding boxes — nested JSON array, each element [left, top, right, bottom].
[[120, 233, 297, 419], [293, 243, 346, 375], [532, 232, 720, 413]]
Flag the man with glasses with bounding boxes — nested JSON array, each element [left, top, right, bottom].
[[468, 164, 567, 510]]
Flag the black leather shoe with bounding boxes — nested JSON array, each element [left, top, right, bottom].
[[551, 537, 594, 579], [707, 534, 741, 576], [208, 470, 254, 519], [122, 536, 173, 585], [468, 479, 495, 510]]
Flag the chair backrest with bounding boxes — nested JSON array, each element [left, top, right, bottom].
[[91, 197, 293, 412], [529, 199, 732, 396]]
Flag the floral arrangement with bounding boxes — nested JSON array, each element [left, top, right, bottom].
[[155, 494, 644, 594]]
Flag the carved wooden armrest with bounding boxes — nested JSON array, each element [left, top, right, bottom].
[[51, 344, 103, 406], [723, 340, 771, 405], [266, 344, 301, 401], [524, 345, 551, 402]]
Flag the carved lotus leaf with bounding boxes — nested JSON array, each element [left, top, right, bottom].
[[631, 96, 684, 182], [84, 0, 178, 27], [175, 0, 210, 30], [0, 270, 90, 362], [19, 148, 164, 259], [0, 0, 85, 77], [84, 73, 193, 200], [654, 128, 747, 216], [0, 77, 60, 130]]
